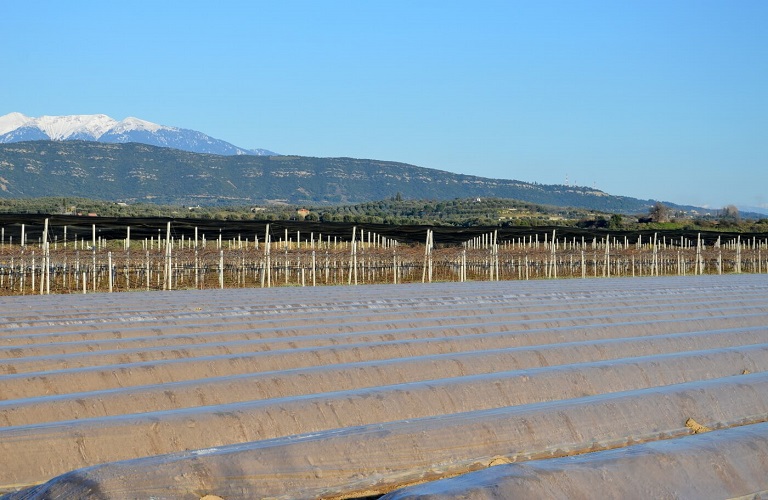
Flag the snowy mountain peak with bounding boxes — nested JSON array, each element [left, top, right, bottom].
[[0, 112, 277, 156], [112, 117, 170, 134], [35, 114, 118, 140], [0, 112, 34, 135]]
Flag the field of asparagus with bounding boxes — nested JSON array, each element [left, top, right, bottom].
[[1, 273, 767, 498]]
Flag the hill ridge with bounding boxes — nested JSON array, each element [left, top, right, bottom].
[[0, 140, 684, 214]]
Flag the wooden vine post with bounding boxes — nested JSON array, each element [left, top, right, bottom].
[[162, 222, 171, 290], [348, 226, 357, 285], [422, 229, 433, 283]]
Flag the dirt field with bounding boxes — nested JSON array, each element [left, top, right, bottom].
[[1, 274, 767, 498]]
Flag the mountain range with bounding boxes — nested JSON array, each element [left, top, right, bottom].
[[0, 113, 276, 156], [0, 139, 706, 216], [0, 112, 737, 216]]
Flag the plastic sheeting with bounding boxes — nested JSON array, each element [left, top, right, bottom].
[[1, 274, 768, 496], [382, 422, 768, 499], [5, 375, 768, 499]]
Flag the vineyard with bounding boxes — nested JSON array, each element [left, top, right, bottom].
[[1, 216, 767, 295], [1, 273, 767, 498]]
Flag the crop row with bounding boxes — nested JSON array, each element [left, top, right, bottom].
[[1, 274, 767, 497]]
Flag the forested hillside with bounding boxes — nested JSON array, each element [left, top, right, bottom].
[[0, 141, 680, 214]]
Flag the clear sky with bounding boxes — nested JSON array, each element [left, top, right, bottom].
[[3, 1, 767, 210]]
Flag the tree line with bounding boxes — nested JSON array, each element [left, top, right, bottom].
[[0, 196, 766, 233]]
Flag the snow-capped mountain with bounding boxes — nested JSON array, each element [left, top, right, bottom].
[[0, 112, 276, 156]]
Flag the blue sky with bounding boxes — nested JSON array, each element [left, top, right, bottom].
[[3, 1, 767, 210]]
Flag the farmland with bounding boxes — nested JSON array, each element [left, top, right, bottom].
[[1, 274, 767, 498], [1, 216, 767, 295]]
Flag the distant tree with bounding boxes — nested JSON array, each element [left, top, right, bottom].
[[721, 204, 740, 219], [719, 204, 740, 226], [608, 213, 623, 229], [648, 202, 670, 223], [594, 216, 609, 228]]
